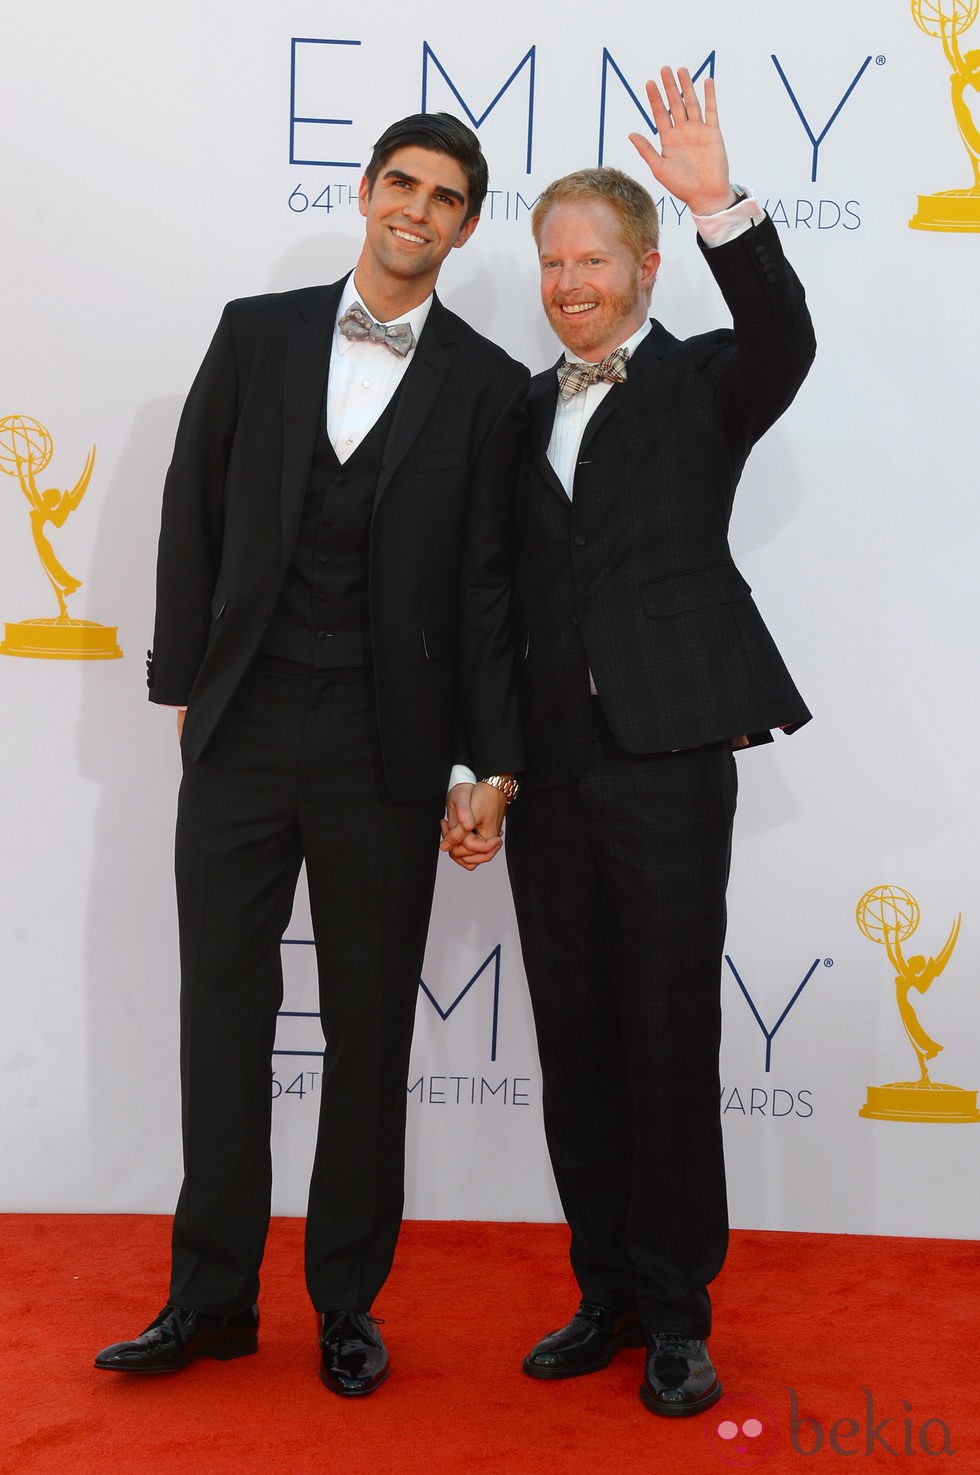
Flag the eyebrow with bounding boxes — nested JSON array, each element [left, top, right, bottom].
[[381, 168, 466, 208]]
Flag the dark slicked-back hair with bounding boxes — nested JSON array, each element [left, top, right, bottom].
[[363, 112, 488, 223], [532, 166, 661, 259]]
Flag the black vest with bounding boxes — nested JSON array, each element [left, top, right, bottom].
[[260, 386, 402, 668]]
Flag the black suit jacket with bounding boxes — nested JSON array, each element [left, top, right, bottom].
[[148, 280, 528, 798], [511, 215, 815, 789]]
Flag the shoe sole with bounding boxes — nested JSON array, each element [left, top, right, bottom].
[[639, 1377, 723, 1418], [522, 1326, 646, 1380], [94, 1338, 258, 1373]]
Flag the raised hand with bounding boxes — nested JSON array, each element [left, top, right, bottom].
[[629, 67, 735, 217]]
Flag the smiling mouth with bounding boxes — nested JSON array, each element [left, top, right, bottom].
[[560, 301, 598, 315], [391, 227, 428, 245]]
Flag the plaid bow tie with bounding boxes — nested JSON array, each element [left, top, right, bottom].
[[338, 302, 416, 358], [557, 346, 630, 400]]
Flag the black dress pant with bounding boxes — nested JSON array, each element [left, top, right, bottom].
[[169, 657, 443, 1315], [506, 708, 737, 1337]]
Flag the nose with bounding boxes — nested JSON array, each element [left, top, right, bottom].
[[402, 191, 431, 223], [556, 262, 582, 293]]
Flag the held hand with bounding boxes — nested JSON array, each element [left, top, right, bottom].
[[439, 781, 506, 872], [176, 709, 186, 742], [629, 68, 735, 217]]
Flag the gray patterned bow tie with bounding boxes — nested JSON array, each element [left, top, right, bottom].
[[557, 346, 630, 400], [338, 302, 416, 358]]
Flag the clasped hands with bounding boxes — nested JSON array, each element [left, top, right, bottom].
[[440, 782, 509, 873]]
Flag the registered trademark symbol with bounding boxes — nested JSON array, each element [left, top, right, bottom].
[[876, 55, 886, 66], [823, 958, 834, 967]]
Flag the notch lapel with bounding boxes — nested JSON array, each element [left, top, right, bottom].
[[374, 295, 455, 510], [576, 326, 666, 458], [529, 362, 568, 502]]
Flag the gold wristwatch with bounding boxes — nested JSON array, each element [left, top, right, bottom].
[[478, 774, 520, 803]]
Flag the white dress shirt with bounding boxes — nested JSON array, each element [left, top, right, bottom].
[[327, 277, 433, 461]]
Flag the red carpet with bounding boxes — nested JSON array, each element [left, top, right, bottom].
[[2, 1216, 976, 1473]]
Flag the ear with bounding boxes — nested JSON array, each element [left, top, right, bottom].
[[357, 175, 370, 219], [452, 214, 481, 251], [640, 248, 661, 292]]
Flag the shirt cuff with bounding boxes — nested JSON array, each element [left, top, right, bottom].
[[692, 192, 765, 248], [449, 764, 477, 790]]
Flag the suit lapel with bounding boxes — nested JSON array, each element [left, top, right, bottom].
[[280, 279, 344, 573], [577, 325, 666, 457], [374, 294, 455, 509], [528, 361, 568, 503]]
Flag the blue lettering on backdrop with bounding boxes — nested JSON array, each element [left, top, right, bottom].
[[288, 39, 879, 184], [598, 51, 714, 165], [422, 44, 536, 174], [724, 955, 823, 1073], [289, 38, 361, 168], [417, 944, 502, 1062], [272, 939, 503, 1065], [771, 54, 874, 183]]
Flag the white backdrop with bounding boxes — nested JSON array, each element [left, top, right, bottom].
[[2, 0, 978, 1238]]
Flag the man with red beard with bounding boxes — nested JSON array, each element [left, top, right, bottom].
[[484, 68, 812, 1415]]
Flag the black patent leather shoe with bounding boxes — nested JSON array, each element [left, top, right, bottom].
[[318, 1310, 389, 1396], [94, 1303, 259, 1373], [523, 1301, 644, 1380], [640, 1333, 722, 1417]]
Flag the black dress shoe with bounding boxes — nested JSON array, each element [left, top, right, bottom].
[[640, 1333, 722, 1417], [523, 1301, 644, 1380], [94, 1304, 259, 1373], [318, 1310, 389, 1396]]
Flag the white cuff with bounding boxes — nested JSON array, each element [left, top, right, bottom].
[[692, 192, 765, 248]]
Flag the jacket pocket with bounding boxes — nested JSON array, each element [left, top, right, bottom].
[[641, 563, 751, 618]]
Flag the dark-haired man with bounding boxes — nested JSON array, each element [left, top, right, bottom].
[[502, 70, 813, 1416], [95, 113, 526, 1394]]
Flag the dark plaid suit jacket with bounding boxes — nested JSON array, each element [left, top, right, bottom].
[[512, 213, 815, 790]]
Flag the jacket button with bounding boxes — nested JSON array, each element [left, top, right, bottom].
[[573, 534, 587, 547], [571, 614, 580, 626]]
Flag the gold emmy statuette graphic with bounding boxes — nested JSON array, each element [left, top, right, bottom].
[[0, 414, 121, 659], [856, 884, 979, 1122], [910, 0, 980, 229]]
